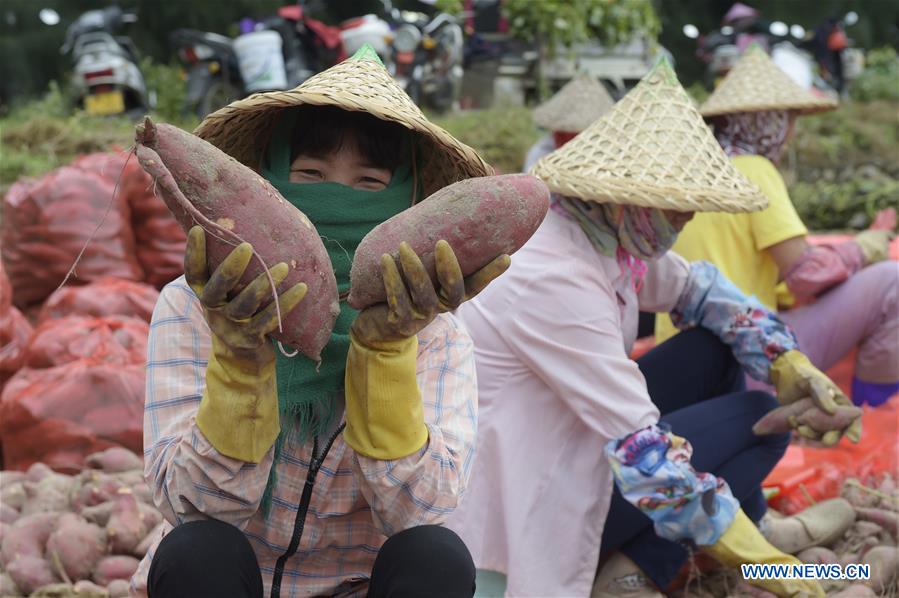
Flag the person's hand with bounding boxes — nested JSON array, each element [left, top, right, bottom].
[[702, 510, 825, 598], [769, 350, 861, 444], [855, 229, 893, 266], [185, 226, 308, 359], [350, 240, 510, 346], [186, 226, 307, 463]]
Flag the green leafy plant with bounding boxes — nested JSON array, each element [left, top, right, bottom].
[[850, 47, 899, 103], [503, 0, 660, 54]]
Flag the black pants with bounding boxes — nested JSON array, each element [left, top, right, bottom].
[[599, 328, 791, 589], [148, 520, 475, 598]]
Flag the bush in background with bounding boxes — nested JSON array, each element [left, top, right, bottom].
[[850, 47, 899, 103]]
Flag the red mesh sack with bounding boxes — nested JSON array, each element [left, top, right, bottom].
[[38, 277, 159, 324], [0, 260, 34, 391], [0, 308, 34, 391], [2, 166, 143, 308], [0, 360, 145, 473], [123, 158, 187, 288], [74, 150, 187, 288], [25, 315, 148, 369]]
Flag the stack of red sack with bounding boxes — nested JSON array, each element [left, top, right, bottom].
[[0, 150, 187, 472]]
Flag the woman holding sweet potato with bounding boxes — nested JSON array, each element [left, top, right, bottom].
[[446, 62, 857, 598], [133, 47, 512, 598]]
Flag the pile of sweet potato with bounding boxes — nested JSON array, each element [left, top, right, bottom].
[[671, 474, 899, 597], [0, 448, 163, 597]]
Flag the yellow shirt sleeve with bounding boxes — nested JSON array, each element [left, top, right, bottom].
[[733, 155, 808, 251]]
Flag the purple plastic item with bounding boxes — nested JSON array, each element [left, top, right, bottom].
[[238, 17, 256, 35]]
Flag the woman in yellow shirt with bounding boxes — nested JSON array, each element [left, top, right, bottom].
[[656, 47, 897, 410]]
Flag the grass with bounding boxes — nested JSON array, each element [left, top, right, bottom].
[[2, 78, 897, 231]]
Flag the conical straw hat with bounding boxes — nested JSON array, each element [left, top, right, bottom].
[[533, 73, 615, 132], [700, 46, 837, 117], [530, 59, 767, 213], [195, 45, 491, 197]]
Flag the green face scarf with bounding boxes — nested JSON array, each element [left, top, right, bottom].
[[259, 109, 416, 514]]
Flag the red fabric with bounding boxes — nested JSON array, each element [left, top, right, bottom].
[[38, 277, 159, 324], [553, 131, 578, 148], [2, 166, 143, 308], [0, 360, 145, 473], [827, 29, 848, 52], [25, 315, 148, 370]]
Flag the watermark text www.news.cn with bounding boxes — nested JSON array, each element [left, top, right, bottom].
[[742, 563, 870, 581]]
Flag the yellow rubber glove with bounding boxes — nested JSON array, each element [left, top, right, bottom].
[[770, 350, 861, 444], [345, 241, 509, 460], [185, 227, 308, 463], [855, 229, 893, 266], [702, 509, 825, 598]]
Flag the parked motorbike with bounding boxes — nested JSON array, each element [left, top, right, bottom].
[[387, 2, 464, 112], [170, 29, 242, 119], [61, 6, 151, 117], [171, 4, 344, 118]]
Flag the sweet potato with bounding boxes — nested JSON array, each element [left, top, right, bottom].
[[0, 503, 19, 524], [348, 174, 550, 309], [85, 447, 143, 473], [796, 546, 837, 564], [828, 584, 876, 598], [795, 404, 863, 433], [134, 522, 165, 558], [78, 502, 114, 528], [861, 545, 898, 592], [855, 507, 899, 538], [5, 554, 58, 594], [106, 490, 146, 555], [138, 503, 162, 531], [1, 481, 26, 511], [22, 474, 74, 516], [107, 578, 131, 597], [74, 580, 110, 596], [0, 572, 20, 597], [92, 555, 139, 586], [0, 470, 26, 486], [1, 512, 61, 567], [752, 398, 861, 435], [45, 513, 106, 581], [26, 462, 54, 483], [134, 118, 339, 360]]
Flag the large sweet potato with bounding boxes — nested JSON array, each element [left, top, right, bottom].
[[1, 512, 61, 568], [45, 513, 106, 581], [105, 490, 145, 555], [134, 118, 339, 360], [92, 555, 140, 586], [348, 174, 549, 309]]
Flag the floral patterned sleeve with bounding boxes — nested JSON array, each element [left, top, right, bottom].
[[605, 424, 739, 546], [670, 261, 798, 382]]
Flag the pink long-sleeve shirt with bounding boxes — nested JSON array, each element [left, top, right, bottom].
[[445, 211, 693, 597], [132, 277, 478, 597]]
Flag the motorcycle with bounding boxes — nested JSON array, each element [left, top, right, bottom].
[[61, 6, 151, 117], [170, 29, 242, 119], [387, 2, 464, 112], [339, 13, 393, 69], [171, 4, 344, 118]]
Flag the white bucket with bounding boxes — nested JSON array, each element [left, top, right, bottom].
[[233, 30, 287, 92]]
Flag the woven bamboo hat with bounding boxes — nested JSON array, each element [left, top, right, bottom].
[[533, 73, 615, 132], [700, 46, 837, 117], [531, 59, 767, 213], [195, 45, 491, 197]]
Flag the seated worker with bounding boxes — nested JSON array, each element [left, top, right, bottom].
[[132, 47, 511, 598], [523, 72, 616, 172], [446, 61, 854, 598], [656, 46, 898, 409]]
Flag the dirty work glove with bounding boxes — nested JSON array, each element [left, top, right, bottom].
[[186, 226, 308, 463], [345, 241, 509, 460], [769, 350, 861, 445], [854, 229, 893, 266], [702, 509, 825, 598]]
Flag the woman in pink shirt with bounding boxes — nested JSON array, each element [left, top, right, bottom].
[[447, 62, 855, 598]]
